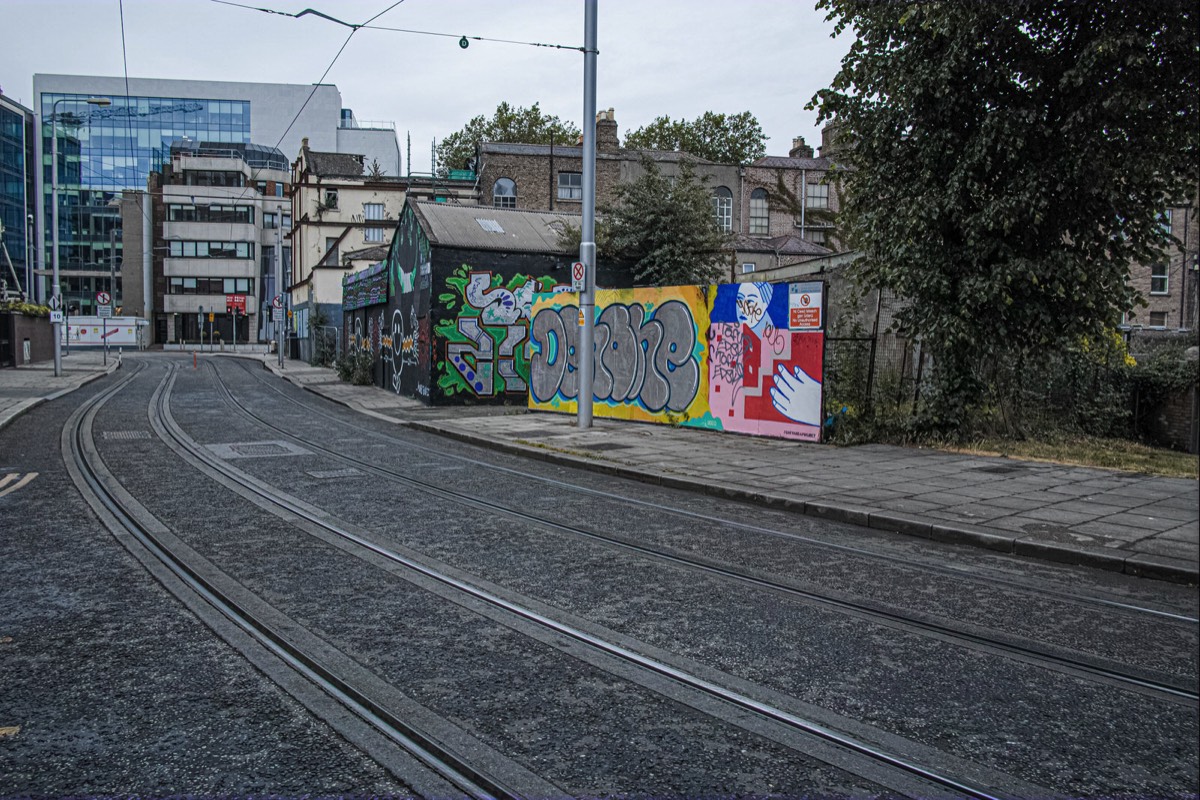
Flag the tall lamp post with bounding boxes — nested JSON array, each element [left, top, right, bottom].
[[50, 95, 110, 376]]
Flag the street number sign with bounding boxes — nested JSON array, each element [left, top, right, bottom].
[[49, 311, 64, 323]]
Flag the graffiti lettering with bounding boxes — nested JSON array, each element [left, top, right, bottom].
[[530, 301, 700, 412]]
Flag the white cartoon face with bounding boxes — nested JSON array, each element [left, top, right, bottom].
[[736, 283, 772, 331]]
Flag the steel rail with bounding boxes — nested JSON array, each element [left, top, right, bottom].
[[158, 362, 1042, 800], [67, 362, 516, 800], [208, 361, 1199, 703], [229, 359, 1200, 626]]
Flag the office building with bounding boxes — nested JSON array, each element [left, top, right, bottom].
[[31, 74, 399, 314], [0, 89, 35, 300]]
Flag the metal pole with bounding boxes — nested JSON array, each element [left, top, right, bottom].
[[51, 98, 64, 377], [577, 0, 598, 429], [276, 225, 284, 367], [25, 214, 33, 303]]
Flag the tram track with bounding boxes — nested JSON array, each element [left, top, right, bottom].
[[130, 362, 1050, 798], [63, 360, 547, 800], [205, 359, 1197, 703]]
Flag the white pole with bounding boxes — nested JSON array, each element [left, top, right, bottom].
[[577, 0, 598, 429]]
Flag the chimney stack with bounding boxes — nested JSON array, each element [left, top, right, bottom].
[[596, 108, 619, 152], [789, 136, 814, 158]]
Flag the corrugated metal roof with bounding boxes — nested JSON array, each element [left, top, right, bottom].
[[411, 201, 582, 254]]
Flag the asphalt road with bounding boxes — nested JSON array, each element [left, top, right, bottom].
[[1, 353, 1197, 799]]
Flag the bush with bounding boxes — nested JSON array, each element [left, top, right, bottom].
[[335, 348, 375, 385]]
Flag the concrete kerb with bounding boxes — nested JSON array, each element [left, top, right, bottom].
[[0, 359, 121, 433]]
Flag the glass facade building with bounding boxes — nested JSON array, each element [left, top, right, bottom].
[[1, 94, 34, 298], [40, 92, 251, 313]]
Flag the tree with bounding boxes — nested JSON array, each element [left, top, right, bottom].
[[559, 158, 730, 286], [624, 111, 767, 164], [810, 0, 1200, 429], [436, 102, 581, 176]]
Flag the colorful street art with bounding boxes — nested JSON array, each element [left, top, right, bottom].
[[434, 265, 567, 398], [529, 282, 824, 441]]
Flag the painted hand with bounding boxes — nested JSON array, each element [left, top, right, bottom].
[[770, 363, 821, 425]]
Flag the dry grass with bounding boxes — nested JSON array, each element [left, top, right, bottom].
[[942, 435, 1199, 479]]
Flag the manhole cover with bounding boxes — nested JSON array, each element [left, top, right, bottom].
[[103, 431, 151, 440], [307, 468, 363, 479], [206, 440, 312, 459]]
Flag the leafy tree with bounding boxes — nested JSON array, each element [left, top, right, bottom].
[[624, 111, 767, 164], [436, 102, 581, 176], [559, 158, 730, 286], [810, 0, 1200, 430]]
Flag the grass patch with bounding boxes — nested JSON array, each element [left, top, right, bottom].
[[941, 435, 1199, 479]]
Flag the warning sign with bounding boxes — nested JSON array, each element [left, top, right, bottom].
[[788, 282, 824, 330]]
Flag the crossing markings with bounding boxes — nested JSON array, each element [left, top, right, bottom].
[[0, 472, 38, 498]]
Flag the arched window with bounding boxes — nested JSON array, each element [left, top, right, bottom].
[[749, 188, 769, 235], [712, 186, 733, 232], [493, 178, 517, 208]]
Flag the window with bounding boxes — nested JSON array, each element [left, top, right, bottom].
[[168, 277, 253, 295], [1149, 311, 1168, 328], [323, 237, 339, 267], [282, 212, 292, 230], [493, 178, 517, 208], [323, 188, 339, 209], [749, 189, 769, 235], [809, 229, 826, 245], [712, 186, 733, 232], [1160, 210, 1172, 236], [263, 212, 278, 229], [168, 240, 253, 259], [1151, 262, 1168, 294], [557, 172, 582, 201], [167, 204, 253, 224], [364, 203, 385, 243], [741, 262, 756, 274], [806, 182, 829, 209]]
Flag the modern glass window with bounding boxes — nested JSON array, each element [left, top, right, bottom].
[[185, 170, 245, 188], [493, 178, 517, 208], [749, 188, 769, 235], [364, 202, 385, 242], [806, 182, 829, 209], [168, 203, 254, 224], [282, 212, 292, 229], [1151, 262, 1168, 294], [169, 276, 253, 295], [558, 172, 582, 201], [712, 186, 733, 232], [263, 212, 278, 229], [168, 240, 253, 259]]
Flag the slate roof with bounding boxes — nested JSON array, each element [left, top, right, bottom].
[[342, 245, 390, 263], [304, 149, 365, 177], [751, 155, 834, 170], [410, 201, 581, 255], [732, 233, 833, 257]]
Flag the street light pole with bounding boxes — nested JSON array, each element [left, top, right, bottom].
[[577, 0, 598, 429], [50, 96, 110, 377]]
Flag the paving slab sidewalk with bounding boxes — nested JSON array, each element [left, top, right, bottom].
[[0, 350, 120, 432], [254, 356, 1198, 585]]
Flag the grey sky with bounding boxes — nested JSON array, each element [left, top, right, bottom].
[[0, 0, 850, 174]]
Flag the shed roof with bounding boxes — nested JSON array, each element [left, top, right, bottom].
[[410, 201, 581, 255], [732, 233, 833, 257], [304, 149, 365, 177]]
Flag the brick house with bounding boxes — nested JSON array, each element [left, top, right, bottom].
[[1124, 201, 1199, 332]]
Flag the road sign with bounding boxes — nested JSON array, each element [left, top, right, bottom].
[[48, 295, 62, 311], [226, 294, 246, 315], [571, 261, 585, 292], [96, 291, 111, 306], [97, 305, 113, 319], [208, 312, 214, 322], [788, 282, 824, 331], [272, 308, 283, 322], [49, 311, 64, 323], [272, 294, 284, 309]]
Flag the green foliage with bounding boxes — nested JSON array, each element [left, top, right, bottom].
[[0, 301, 49, 317], [623, 111, 767, 164], [810, 0, 1200, 431], [436, 102, 581, 176], [558, 157, 731, 286], [335, 348, 374, 385]]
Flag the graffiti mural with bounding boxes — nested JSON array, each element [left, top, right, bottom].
[[434, 266, 565, 398], [530, 282, 824, 440], [530, 286, 710, 423]]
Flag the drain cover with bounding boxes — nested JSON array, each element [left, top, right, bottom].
[[103, 431, 151, 440], [206, 440, 312, 459], [307, 468, 363, 479]]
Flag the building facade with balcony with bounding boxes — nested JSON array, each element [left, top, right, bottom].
[[30, 74, 399, 315]]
